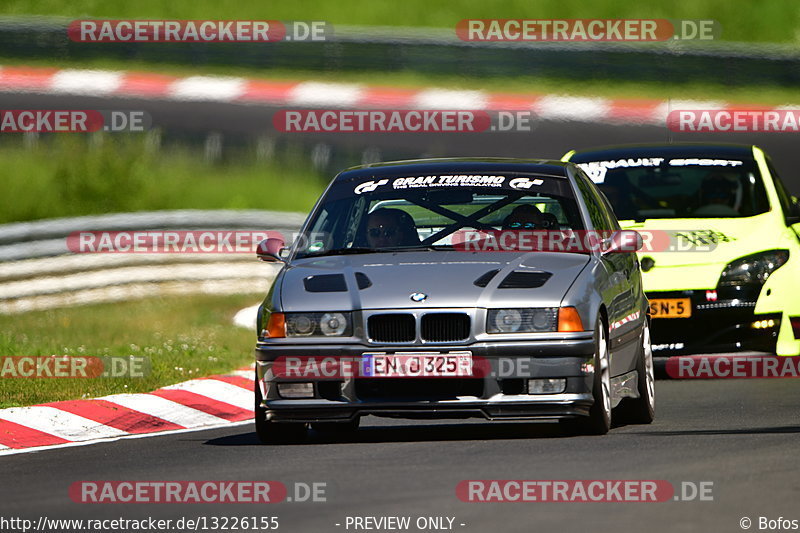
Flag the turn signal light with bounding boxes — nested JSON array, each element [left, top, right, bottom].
[[266, 312, 286, 338], [558, 307, 584, 332]]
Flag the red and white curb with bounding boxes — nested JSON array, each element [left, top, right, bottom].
[[0, 64, 761, 126], [0, 366, 256, 455]]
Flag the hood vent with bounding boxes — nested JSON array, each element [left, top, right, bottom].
[[473, 269, 500, 287], [355, 272, 372, 290], [303, 274, 347, 293], [498, 271, 552, 289]]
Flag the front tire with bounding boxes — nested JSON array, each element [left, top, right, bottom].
[[617, 320, 655, 424], [561, 318, 611, 435]]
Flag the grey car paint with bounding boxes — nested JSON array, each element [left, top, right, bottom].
[[255, 158, 648, 423], [278, 252, 589, 311]]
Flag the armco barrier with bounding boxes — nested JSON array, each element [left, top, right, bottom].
[[0, 209, 306, 261], [0, 210, 304, 312]]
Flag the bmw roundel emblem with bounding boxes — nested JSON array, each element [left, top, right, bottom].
[[410, 292, 427, 302]]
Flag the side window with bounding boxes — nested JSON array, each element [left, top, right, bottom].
[[575, 173, 612, 231], [305, 203, 340, 253], [597, 191, 621, 230]]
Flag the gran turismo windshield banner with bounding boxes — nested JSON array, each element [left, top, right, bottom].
[[325, 173, 573, 201]]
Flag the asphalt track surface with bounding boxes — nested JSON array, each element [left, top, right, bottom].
[[2, 92, 800, 532], [1, 379, 799, 533], [2, 92, 800, 194]]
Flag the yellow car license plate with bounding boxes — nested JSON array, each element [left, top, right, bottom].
[[649, 298, 692, 318]]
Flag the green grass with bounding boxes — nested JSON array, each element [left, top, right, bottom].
[[0, 136, 325, 224], [0, 294, 261, 408], [4, 0, 800, 44]]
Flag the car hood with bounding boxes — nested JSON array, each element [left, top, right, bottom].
[[620, 213, 780, 290], [278, 251, 590, 311]]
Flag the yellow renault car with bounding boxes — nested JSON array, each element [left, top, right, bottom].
[[564, 144, 800, 357]]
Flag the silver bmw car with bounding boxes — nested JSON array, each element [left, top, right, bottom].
[[254, 158, 654, 442]]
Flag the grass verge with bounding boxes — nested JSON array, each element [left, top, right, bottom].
[[3, 0, 800, 45], [0, 293, 261, 408], [0, 135, 325, 224]]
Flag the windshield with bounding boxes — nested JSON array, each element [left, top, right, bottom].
[[294, 172, 584, 258], [575, 157, 770, 220]]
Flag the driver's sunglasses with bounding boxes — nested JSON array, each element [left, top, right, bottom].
[[368, 226, 398, 238], [508, 222, 537, 229]]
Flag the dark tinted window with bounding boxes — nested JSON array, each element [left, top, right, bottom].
[[575, 173, 611, 230], [296, 172, 585, 258], [597, 190, 621, 230], [575, 156, 770, 220]]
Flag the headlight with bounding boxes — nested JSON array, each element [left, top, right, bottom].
[[320, 312, 347, 336], [719, 250, 789, 286], [487, 308, 558, 333], [288, 315, 314, 336], [285, 312, 352, 337]]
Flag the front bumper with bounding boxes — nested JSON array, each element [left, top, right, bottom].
[[648, 290, 780, 356], [255, 337, 596, 422]]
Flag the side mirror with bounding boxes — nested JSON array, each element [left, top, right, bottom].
[[602, 230, 643, 255], [257, 238, 286, 262]]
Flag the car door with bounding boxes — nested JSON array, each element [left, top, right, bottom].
[[576, 173, 639, 376]]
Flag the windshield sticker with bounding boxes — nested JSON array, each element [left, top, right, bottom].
[[668, 159, 743, 167], [354, 179, 389, 194], [675, 230, 736, 246], [577, 158, 665, 183], [577, 157, 744, 183], [392, 175, 506, 189], [509, 177, 544, 189]]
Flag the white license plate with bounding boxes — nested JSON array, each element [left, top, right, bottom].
[[361, 352, 473, 377]]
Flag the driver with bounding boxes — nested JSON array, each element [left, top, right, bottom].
[[366, 208, 420, 248], [502, 204, 545, 229], [694, 173, 739, 216], [599, 171, 640, 220]]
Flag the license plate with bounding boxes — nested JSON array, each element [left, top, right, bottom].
[[649, 298, 692, 318], [361, 352, 473, 377]]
